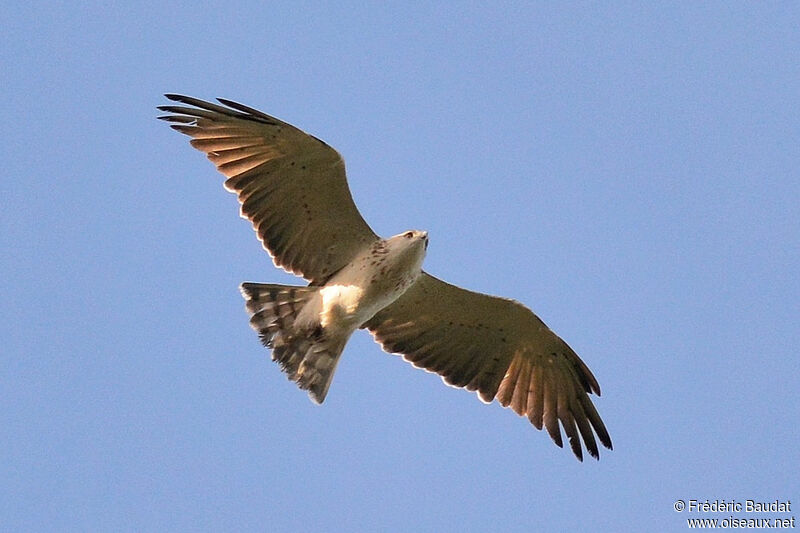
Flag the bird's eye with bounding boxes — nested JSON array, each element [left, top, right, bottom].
[[404, 231, 414, 239]]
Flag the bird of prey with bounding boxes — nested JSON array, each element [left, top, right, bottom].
[[158, 94, 612, 461]]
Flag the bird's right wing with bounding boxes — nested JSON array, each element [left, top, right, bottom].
[[364, 273, 612, 461], [158, 95, 378, 284]]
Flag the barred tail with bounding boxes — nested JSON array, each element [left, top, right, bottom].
[[240, 282, 346, 404]]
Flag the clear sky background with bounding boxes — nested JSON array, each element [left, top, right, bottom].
[[2, 2, 798, 532]]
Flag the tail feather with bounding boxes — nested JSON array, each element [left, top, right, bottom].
[[240, 282, 346, 403]]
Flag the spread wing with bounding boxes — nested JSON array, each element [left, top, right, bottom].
[[364, 273, 612, 461], [158, 95, 378, 284]]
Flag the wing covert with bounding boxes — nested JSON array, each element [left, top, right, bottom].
[[364, 273, 612, 460], [158, 94, 378, 284]]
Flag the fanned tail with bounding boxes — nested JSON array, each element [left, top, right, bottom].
[[240, 282, 346, 403]]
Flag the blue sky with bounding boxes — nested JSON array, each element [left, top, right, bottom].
[[2, 2, 798, 531]]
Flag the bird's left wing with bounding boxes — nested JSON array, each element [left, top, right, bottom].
[[158, 95, 378, 284], [364, 273, 612, 460]]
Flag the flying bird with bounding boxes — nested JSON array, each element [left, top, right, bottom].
[[158, 94, 612, 461]]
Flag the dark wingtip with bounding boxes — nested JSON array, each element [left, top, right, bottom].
[[597, 423, 613, 451], [169, 124, 196, 134], [569, 438, 583, 462], [584, 439, 610, 461], [157, 115, 196, 124], [216, 97, 279, 124]]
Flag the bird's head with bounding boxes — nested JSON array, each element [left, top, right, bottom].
[[385, 229, 429, 271]]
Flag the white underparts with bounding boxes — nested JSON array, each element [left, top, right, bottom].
[[318, 284, 365, 329]]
